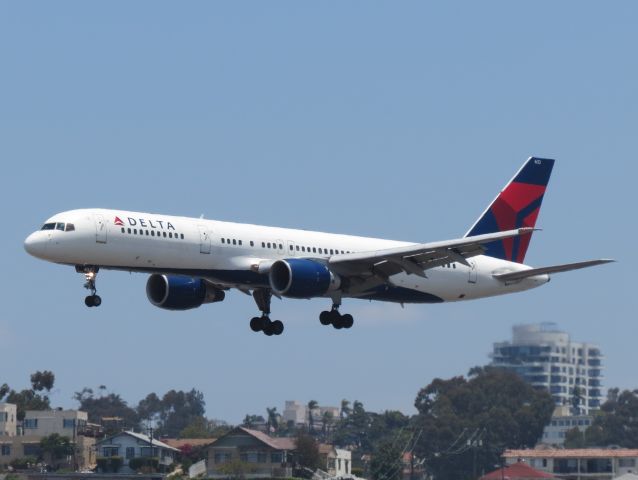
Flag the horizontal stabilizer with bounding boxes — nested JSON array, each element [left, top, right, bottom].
[[493, 259, 615, 282]]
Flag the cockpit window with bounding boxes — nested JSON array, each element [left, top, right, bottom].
[[56, 222, 65, 231], [65, 223, 75, 232], [41, 223, 55, 230]]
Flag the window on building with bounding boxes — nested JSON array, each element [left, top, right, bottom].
[[140, 447, 158, 457], [271, 452, 283, 463], [1, 445, 10, 456], [63, 419, 75, 429], [24, 419, 38, 429], [214, 452, 232, 464], [23, 444, 41, 456], [126, 447, 135, 459], [619, 459, 636, 468], [102, 447, 119, 457]]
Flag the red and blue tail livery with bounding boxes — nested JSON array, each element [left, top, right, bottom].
[[465, 157, 554, 263]]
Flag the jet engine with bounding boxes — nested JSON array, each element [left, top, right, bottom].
[[269, 259, 340, 298], [146, 274, 225, 310]]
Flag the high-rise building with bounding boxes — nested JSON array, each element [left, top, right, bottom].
[[490, 323, 603, 414]]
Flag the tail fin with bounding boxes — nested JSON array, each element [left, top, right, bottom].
[[464, 157, 554, 263]]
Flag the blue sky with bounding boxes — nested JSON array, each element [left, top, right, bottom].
[[0, 2, 634, 424]]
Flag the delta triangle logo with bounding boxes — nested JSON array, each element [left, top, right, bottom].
[[114, 216, 124, 226]]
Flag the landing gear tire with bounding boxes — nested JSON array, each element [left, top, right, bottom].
[[341, 313, 353, 329], [319, 311, 332, 325], [250, 317, 263, 332], [84, 295, 102, 307], [271, 320, 284, 336]]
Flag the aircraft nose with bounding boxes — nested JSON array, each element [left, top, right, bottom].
[[24, 232, 47, 258]]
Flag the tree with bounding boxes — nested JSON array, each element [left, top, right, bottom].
[[40, 433, 74, 466], [370, 439, 403, 480], [307, 400, 318, 433], [31, 371, 55, 392], [180, 417, 214, 439], [242, 414, 265, 428], [577, 389, 638, 447], [295, 432, 320, 471], [340, 399, 351, 419], [151, 389, 206, 438], [321, 411, 334, 439], [266, 407, 279, 433], [218, 458, 255, 480], [74, 388, 138, 434], [413, 367, 554, 480]]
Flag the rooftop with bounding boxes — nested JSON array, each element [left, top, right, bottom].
[[505, 449, 638, 459]]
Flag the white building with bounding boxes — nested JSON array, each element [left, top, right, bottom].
[[491, 323, 604, 413], [319, 444, 352, 477], [22, 409, 88, 437], [540, 406, 593, 446], [0, 404, 17, 437], [504, 448, 638, 480], [95, 430, 178, 473], [282, 401, 340, 427], [283, 401, 306, 425]]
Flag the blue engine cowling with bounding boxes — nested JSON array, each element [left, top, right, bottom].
[[146, 274, 225, 310], [269, 259, 340, 298]]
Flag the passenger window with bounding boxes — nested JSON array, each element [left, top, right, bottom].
[[56, 223, 65, 231], [302, 246, 306, 252], [163, 232, 166, 238], [65, 223, 75, 232], [290, 245, 293, 250], [279, 244, 283, 250], [318, 248, 323, 254], [267, 242, 271, 248], [151, 231, 155, 236], [222, 238, 225, 244], [146, 230, 149, 236], [41, 223, 55, 230], [330, 249, 334, 254], [261, 242, 265, 248], [181, 234, 184, 239], [169, 232, 173, 238], [232, 239, 236, 245], [121, 227, 125, 233], [296, 246, 300, 251], [134, 229, 137, 234], [250, 241, 254, 247], [128, 228, 131, 234], [313, 247, 316, 253], [239, 240, 242, 246]]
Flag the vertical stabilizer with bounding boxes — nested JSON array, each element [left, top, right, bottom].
[[465, 157, 554, 263]]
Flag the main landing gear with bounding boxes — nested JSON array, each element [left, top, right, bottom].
[[76, 265, 102, 307], [320, 304, 354, 330], [249, 289, 284, 336]]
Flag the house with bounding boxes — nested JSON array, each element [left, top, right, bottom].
[[319, 444, 351, 477], [504, 448, 638, 480], [481, 461, 558, 480], [206, 426, 295, 478], [95, 430, 179, 473], [0, 403, 17, 437], [22, 409, 88, 437]]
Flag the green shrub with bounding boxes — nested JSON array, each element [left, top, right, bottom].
[[10, 455, 38, 469], [96, 456, 123, 473], [129, 456, 159, 471]]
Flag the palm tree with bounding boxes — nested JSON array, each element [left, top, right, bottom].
[[321, 411, 334, 440], [307, 400, 318, 433], [266, 407, 279, 433], [340, 399, 351, 419]]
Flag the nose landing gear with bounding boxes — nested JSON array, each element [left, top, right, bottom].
[[76, 265, 102, 307]]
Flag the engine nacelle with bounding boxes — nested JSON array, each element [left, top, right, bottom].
[[269, 259, 340, 298], [146, 274, 225, 311]]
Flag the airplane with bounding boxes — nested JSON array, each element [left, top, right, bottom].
[[24, 157, 612, 336]]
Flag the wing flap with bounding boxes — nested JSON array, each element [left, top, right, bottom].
[[329, 227, 535, 278], [493, 259, 614, 282]]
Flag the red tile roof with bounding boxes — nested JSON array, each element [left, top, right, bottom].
[[481, 461, 555, 480], [162, 438, 216, 449], [238, 427, 296, 451], [504, 449, 638, 459]]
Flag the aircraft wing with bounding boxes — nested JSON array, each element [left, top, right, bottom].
[[328, 228, 535, 284], [492, 259, 615, 282]]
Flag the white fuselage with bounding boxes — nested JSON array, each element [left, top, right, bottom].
[[24, 208, 548, 304]]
